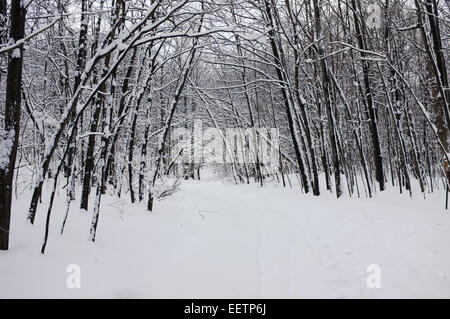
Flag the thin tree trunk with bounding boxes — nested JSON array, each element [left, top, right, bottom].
[[351, 0, 385, 191], [314, 0, 342, 198]]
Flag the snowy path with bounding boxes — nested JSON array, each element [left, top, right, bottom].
[[1, 179, 450, 298]]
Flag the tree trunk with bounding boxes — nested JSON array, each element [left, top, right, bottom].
[[262, 0, 309, 194], [314, 0, 342, 198], [351, 0, 385, 191], [0, 0, 26, 250]]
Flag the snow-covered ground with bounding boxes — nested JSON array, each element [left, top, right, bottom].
[[1, 175, 450, 298]]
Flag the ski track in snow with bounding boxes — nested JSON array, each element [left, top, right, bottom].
[[1, 178, 450, 298]]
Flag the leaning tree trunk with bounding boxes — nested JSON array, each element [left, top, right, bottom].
[[263, 0, 310, 194]]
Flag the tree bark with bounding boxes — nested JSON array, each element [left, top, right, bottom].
[[0, 0, 26, 250]]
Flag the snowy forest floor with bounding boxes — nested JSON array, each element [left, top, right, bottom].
[[1, 175, 450, 298]]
